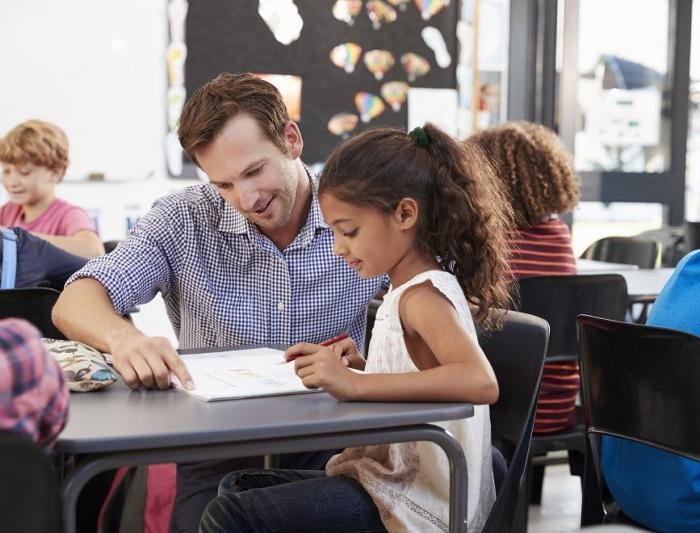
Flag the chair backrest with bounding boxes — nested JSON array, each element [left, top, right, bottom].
[[479, 310, 549, 533], [363, 298, 382, 356], [686, 221, 700, 252], [580, 236, 661, 269], [577, 314, 700, 462], [103, 240, 122, 254], [0, 287, 65, 339], [0, 432, 63, 533], [518, 274, 628, 358]]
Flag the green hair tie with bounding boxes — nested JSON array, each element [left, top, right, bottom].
[[408, 126, 429, 149]]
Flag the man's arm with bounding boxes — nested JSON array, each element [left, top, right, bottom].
[[52, 278, 193, 390]]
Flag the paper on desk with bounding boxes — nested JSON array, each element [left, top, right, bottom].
[[171, 347, 320, 401]]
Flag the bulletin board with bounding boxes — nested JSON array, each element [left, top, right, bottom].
[[166, 0, 461, 178]]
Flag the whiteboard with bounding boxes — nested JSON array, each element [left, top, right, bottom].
[[0, 0, 167, 181]]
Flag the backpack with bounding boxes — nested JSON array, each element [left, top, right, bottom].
[[1, 227, 18, 289]]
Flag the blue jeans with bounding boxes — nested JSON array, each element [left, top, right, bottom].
[[199, 469, 386, 533]]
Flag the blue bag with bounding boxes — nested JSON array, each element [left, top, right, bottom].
[[1, 227, 18, 289]]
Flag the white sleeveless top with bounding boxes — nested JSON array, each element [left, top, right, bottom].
[[326, 270, 495, 532]]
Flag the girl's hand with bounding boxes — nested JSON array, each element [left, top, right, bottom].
[[285, 342, 359, 401], [329, 336, 366, 371]]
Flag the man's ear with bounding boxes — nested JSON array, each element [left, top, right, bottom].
[[393, 198, 419, 230], [283, 121, 304, 159]]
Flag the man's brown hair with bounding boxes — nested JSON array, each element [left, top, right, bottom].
[[469, 121, 579, 229], [178, 73, 291, 166]]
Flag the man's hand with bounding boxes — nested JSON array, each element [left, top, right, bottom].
[[285, 342, 359, 401], [110, 335, 193, 390]]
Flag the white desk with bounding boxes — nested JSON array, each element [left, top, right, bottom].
[[576, 258, 639, 272], [575, 259, 673, 299]]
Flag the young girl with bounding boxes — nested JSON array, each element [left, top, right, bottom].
[[199, 124, 514, 533], [0, 120, 104, 258], [470, 122, 580, 435]]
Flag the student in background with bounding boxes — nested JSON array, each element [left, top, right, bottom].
[[200, 124, 513, 532], [0, 318, 69, 449], [0, 120, 104, 259], [470, 121, 580, 435], [601, 250, 700, 532]]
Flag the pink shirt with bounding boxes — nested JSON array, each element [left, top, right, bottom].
[[0, 198, 96, 236]]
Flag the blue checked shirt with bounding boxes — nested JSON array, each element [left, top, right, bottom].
[[68, 177, 386, 350]]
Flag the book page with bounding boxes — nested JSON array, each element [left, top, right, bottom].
[[171, 348, 318, 401]]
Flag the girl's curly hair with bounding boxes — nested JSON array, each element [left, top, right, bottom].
[[320, 124, 514, 329], [469, 121, 579, 229]]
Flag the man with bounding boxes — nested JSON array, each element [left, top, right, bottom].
[[53, 73, 384, 531]]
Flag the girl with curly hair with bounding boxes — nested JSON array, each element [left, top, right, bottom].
[[200, 123, 515, 533], [470, 121, 581, 434]]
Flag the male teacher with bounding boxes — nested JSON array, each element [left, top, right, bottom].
[[53, 73, 384, 531]]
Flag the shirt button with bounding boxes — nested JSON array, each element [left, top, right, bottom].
[[278, 301, 285, 311]]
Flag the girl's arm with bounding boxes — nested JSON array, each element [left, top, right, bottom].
[[291, 283, 499, 404], [30, 229, 105, 258]]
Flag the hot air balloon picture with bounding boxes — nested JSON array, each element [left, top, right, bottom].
[[387, 0, 411, 11], [366, 0, 398, 30], [330, 43, 363, 74], [328, 113, 359, 138], [332, 0, 363, 25], [401, 52, 431, 82], [381, 81, 410, 112], [363, 49, 395, 81], [355, 92, 386, 123], [414, 0, 449, 21]]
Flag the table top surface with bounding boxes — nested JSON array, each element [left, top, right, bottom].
[[56, 381, 473, 454], [585, 267, 673, 297], [576, 258, 639, 272]]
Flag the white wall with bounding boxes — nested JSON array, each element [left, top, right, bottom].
[[1, 1, 195, 341], [0, 0, 200, 241], [1, 0, 168, 180]]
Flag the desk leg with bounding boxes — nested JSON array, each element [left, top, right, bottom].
[[61, 424, 467, 533]]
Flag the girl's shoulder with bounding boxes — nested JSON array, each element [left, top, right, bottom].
[[391, 270, 466, 314]]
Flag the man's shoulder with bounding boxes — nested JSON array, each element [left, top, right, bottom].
[[150, 184, 224, 224]]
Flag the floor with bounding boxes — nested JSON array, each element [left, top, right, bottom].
[[528, 463, 582, 532]]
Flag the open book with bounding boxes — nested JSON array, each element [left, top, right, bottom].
[[171, 347, 320, 402]]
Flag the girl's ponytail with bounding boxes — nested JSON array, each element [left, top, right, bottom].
[[420, 124, 514, 328], [321, 123, 515, 328]]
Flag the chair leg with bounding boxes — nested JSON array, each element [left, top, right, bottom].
[[580, 450, 605, 527], [513, 484, 529, 533], [528, 463, 546, 505], [568, 449, 585, 479]]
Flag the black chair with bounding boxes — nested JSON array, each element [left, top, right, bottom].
[[580, 236, 661, 269], [103, 240, 122, 254], [577, 315, 700, 527], [0, 287, 65, 339], [363, 298, 382, 355], [686, 221, 700, 252], [0, 432, 63, 533], [516, 274, 628, 507], [479, 310, 549, 533]]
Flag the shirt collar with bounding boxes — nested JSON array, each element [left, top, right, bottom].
[[216, 164, 329, 237]]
